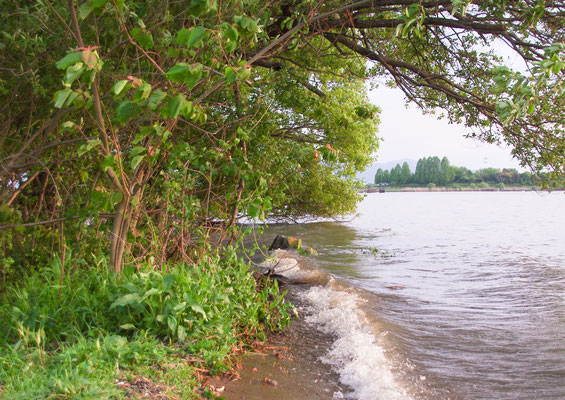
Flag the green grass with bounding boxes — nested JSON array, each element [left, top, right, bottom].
[[0, 251, 290, 399]]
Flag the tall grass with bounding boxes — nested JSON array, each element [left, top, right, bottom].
[[0, 250, 290, 398]]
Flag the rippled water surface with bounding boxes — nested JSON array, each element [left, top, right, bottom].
[[265, 191, 565, 399]]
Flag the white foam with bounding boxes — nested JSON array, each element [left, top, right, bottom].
[[300, 284, 412, 400], [263, 250, 412, 399]]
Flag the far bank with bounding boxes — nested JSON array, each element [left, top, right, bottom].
[[361, 184, 540, 193]]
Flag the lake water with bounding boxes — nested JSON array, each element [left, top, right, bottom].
[[261, 191, 565, 399]]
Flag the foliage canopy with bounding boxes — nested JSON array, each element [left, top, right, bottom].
[[1, 0, 563, 272]]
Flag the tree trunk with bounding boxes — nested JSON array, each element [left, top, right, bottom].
[[110, 199, 131, 273]]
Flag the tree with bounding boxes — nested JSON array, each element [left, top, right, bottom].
[[440, 157, 454, 185], [390, 164, 402, 185], [520, 171, 534, 186], [414, 158, 424, 184], [1, 1, 564, 272], [453, 166, 473, 184], [383, 170, 391, 184], [501, 168, 520, 185], [479, 168, 502, 184], [429, 157, 442, 184], [375, 168, 384, 185], [400, 162, 412, 184]]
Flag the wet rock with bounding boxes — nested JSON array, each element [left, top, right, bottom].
[[268, 235, 289, 251]]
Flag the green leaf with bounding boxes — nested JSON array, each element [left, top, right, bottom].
[[130, 146, 147, 169], [224, 26, 239, 42], [224, 66, 237, 84], [167, 47, 180, 58], [131, 145, 146, 157], [176, 28, 191, 45], [239, 65, 251, 80], [89, 0, 110, 7], [167, 315, 177, 333], [61, 121, 77, 131], [120, 324, 136, 330], [166, 63, 203, 88], [143, 288, 161, 299], [66, 91, 80, 106], [103, 335, 127, 351], [56, 52, 82, 70], [190, 303, 207, 320], [54, 89, 72, 108], [187, 26, 207, 47], [102, 155, 115, 171], [177, 325, 187, 342], [234, 15, 248, 29], [131, 28, 154, 50], [181, 100, 193, 117], [247, 203, 260, 218], [133, 82, 152, 102], [114, 0, 124, 13], [131, 155, 145, 170], [79, 3, 94, 19], [65, 63, 85, 84], [147, 89, 166, 110], [110, 293, 141, 309], [165, 94, 186, 119], [77, 138, 102, 156], [116, 101, 140, 123], [187, 0, 216, 17], [225, 39, 237, 53], [112, 80, 129, 96], [185, 64, 203, 89], [109, 191, 123, 208], [166, 63, 190, 82], [163, 273, 175, 292], [73, 93, 86, 108]]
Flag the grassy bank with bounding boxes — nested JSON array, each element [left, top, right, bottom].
[[0, 251, 290, 399]]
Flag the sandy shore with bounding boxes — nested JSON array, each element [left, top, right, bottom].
[[204, 285, 349, 399]]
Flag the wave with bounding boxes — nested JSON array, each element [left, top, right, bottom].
[[261, 250, 412, 400]]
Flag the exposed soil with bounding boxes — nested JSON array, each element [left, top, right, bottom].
[[203, 285, 350, 400]]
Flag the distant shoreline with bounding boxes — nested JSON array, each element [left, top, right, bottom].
[[361, 185, 541, 193]]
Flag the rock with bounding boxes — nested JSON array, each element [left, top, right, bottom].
[[268, 235, 289, 251], [263, 377, 278, 386]]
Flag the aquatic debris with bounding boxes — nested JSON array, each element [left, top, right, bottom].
[[385, 285, 405, 290], [263, 377, 278, 386]]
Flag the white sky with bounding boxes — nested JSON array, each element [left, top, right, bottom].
[[368, 86, 526, 171]]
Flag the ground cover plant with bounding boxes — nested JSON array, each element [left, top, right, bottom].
[[0, 249, 290, 399]]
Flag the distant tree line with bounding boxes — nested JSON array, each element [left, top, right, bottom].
[[374, 157, 535, 186]]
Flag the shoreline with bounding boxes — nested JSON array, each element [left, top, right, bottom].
[[205, 284, 350, 399], [361, 185, 539, 193]]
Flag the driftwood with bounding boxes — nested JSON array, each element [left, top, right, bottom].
[[263, 272, 311, 285]]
